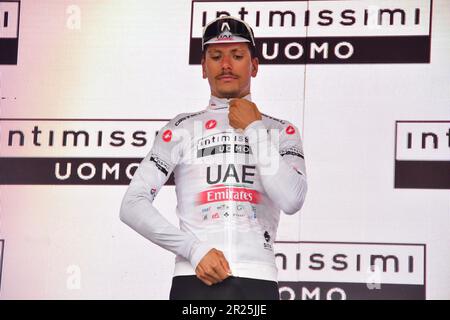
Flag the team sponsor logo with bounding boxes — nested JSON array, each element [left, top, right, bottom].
[[206, 164, 256, 185], [189, 0, 433, 64], [150, 154, 170, 176], [264, 231, 273, 250], [215, 24, 234, 42], [264, 231, 271, 242], [174, 111, 205, 126], [216, 204, 227, 211], [0, 1, 20, 65], [286, 125, 296, 135], [0, 119, 176, 185], [162, 129, 172, 142], [198, 186, 260, 204], [212, 212, 220, 219], [198, 143, 251, 158], [205, 119, 217, 130], [197, 132, 251, 158], [232, 210, 246, 218], [150, 187, 157, 200], [217, 34, 234, 42], [280, 146, 304, 159], [275, 241, 426, 300], [261, 113, 286, 125], [201, 206, 213, 220], [394, 121, 450, 189]]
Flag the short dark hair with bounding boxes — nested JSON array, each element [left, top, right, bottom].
[[202, 43, 258, 60]]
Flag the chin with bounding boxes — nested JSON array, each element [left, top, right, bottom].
[[217, 89, 240, 99]]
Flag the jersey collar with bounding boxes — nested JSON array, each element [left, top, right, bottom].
[[207, 93, 252, 112]]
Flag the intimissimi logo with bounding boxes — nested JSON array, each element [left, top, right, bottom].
[[0, 119, 176, 185], [395, 120, 450, 189], [0, 1, 20, 64], [275, 241, 426, 300], [189, 0, 433, 64]]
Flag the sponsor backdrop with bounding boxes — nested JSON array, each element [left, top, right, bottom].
[[0, 0, 449, 299]]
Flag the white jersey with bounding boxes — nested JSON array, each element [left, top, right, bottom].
[[120, 94, 308, 281]]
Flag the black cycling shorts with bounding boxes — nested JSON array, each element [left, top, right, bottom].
[[169, 275, 280, 300]]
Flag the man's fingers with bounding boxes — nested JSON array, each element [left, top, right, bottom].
[[228, 111, 239, 129], [229, 111, 237, 120], [197, 275, 213, 286], [204, 266, 224, 283], [228, 106, 238, 116], [229, 98, 240, 106], [211, 262, 229, 281], [195, 249, 233, 285], [196, 265, 218, 285], [219, 255, 232, 275]]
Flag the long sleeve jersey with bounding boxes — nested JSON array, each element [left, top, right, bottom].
[[120, 94, 307, 281]]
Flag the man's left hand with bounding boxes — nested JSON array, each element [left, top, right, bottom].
[[228, 99, 262, 130]]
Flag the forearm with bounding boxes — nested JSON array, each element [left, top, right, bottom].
[[120, 164, 212, 268]]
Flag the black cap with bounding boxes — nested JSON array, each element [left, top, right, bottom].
[[202, 16, 256, 51]]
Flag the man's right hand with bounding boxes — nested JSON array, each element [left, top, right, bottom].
[[195, 248, 232, 286]]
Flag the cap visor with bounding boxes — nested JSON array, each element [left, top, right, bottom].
[[203, 36, 251, 47]]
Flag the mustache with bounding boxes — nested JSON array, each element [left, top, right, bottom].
[[216, 73, 239, 79]]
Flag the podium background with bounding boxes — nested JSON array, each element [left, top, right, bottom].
[[0, 0, 449, 299]]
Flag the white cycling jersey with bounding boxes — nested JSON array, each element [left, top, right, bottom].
[[120, 94, 307, 281]]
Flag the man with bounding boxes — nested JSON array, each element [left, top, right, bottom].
[[120, 16, 307, 300]]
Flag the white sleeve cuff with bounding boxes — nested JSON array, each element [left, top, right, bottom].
[[189, 241, 214, 270]]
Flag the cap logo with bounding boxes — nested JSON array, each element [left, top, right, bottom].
[[221, 22, 231, 32], [202, 17, 255, 50]]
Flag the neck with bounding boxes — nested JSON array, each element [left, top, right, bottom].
[[207, 93, 252, 111]]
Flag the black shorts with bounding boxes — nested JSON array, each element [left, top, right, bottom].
[[169, 275, 280, 300]]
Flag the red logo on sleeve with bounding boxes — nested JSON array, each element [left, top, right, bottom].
[[162, 130, 172, 142], [205, 120, 217, 130], [286, 125, 296, 135]]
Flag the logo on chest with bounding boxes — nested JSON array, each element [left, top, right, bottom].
[[198, 164, 260, 205], [197, 132, 251, 158], [206, 164, 255, 185]]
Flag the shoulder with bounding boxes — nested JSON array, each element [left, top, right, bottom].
[[260, 112, 287, 128], [260, 113, 303, 144], [167, 110, 207, 128], [261, 113, 299, 133], [154, 110, 206, 144]]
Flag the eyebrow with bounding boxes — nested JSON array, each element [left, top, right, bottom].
[[208, 48, 245, 54]]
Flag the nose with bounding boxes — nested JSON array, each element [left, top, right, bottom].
[[221, 55, 232, 71]]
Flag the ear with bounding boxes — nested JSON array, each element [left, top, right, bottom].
[[251, 57, 259, 78], [201, 57, 207, 79]]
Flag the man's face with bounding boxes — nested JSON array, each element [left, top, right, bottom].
[[201, 43, 259, 99]]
